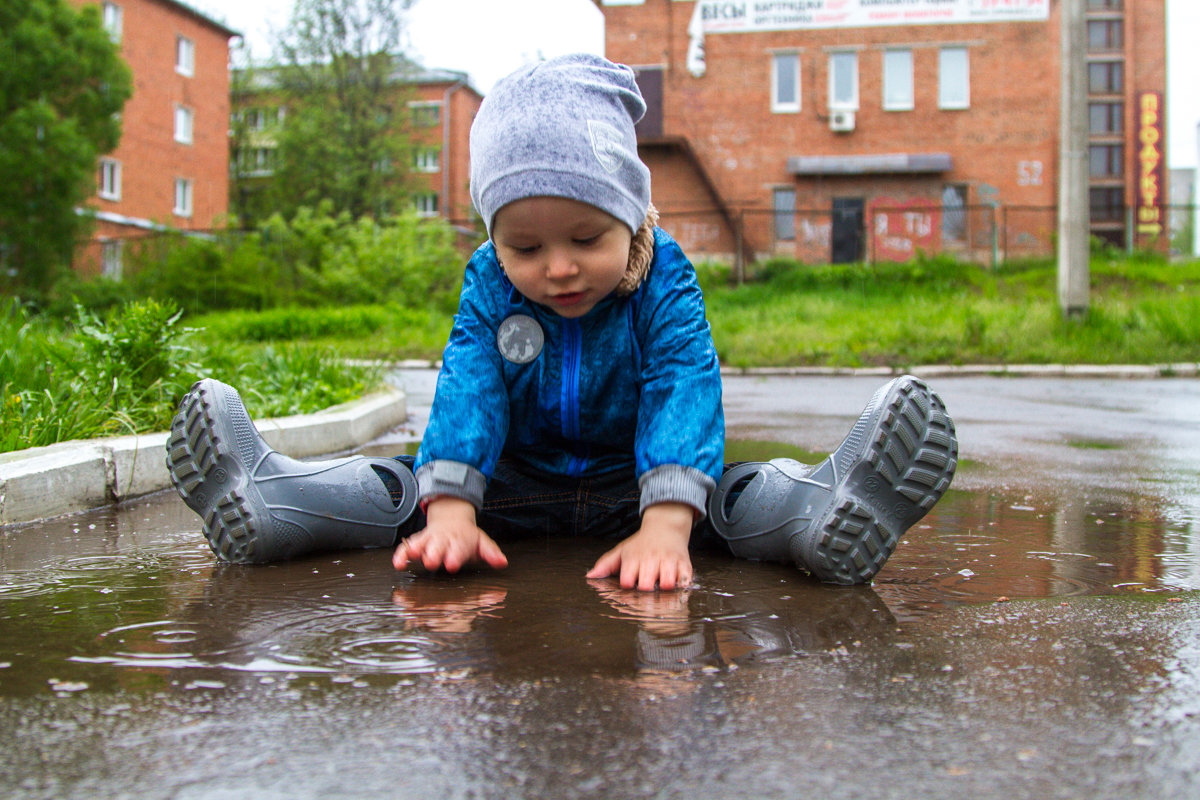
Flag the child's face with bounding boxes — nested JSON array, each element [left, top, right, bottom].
[[492, 196, 633, 318]]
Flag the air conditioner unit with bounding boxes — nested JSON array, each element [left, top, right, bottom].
[[829, 110, 856, 133]]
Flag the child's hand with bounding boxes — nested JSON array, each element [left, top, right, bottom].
[[393, 497, 508, 574], [586, 502, 694, 591]]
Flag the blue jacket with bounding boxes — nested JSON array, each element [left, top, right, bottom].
[[415, 227, 724, 517]]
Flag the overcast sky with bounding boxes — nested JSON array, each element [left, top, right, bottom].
[[194, 0, 1200, 169]]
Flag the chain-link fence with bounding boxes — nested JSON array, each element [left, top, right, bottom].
[[656, 203, 1194, 278], [72, 203, 1196, 292]]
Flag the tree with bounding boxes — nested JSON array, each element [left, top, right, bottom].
[[266, 0, 417, 221], [0, 0, 132, 297]]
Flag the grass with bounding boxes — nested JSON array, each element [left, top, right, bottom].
[[0, 299, 384, 454], [5, 251, 1198, 454], [179, 253, 1200, 368], [703, 254, 1200, 368]]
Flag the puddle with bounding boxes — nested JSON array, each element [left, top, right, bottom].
[[1, 478, 1196, 699], [5, 374, 1200, 797]]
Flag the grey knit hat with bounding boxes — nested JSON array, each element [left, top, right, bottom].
[[469, 54, 652, 237]]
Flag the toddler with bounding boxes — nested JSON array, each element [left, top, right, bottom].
[[166, 54, 957, 591]]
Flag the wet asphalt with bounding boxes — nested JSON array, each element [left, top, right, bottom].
[[1, 372, 1198, 799]]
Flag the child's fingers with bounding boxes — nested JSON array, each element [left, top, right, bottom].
[[393, 533, 427, 570], [477, 534, 509, 569], [658, 560, 679, 591], [585, 547, 621, 579]]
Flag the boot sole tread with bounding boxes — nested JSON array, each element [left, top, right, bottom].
[[164, 380, 266, 564], [805, 377, 958, 584]]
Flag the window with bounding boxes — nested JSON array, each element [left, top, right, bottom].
[[176, 35, 195, 76], [174, 105, 193, 144], [413, 193, 439, 218], [772, 53, 801, 113], [410, 102, 441, 127], [237, 147, 275, 176], [413, 148, 440, 173], [1087, 20, 1123, 53], [828, 52, 858, 111], [1087, 0, 1122, 10], [102, 2, 122, 42], [240, 108, 281, 131], [883, 49, 913, 111], [939, 47, 970, 109], [1090, 187, 1125, 222], [98, 158, 121, 201], [1089, 102, 1123, 135], [1088, 61, 1124, 94], [941, 185, 968, 244], [101, 240, 124, 279], [1089, 144, 1124, 178], [173, 178, 193, 217], [773, 188, 796, 241]]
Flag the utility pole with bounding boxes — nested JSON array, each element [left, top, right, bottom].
[[1194, 123, 1200, 258], [1057, 0, 1089, 317]]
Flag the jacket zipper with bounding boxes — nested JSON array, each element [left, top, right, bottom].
[[560, 318, 587, 476]]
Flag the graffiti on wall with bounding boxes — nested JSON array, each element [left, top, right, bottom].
[[869, 197, 939, 261], [672, 221, 724, 251], [800, 218, 831, 247]]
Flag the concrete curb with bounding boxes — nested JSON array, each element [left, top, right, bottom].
[[390, 359, 1200, 379], [0, 388, 408, 527], [717, 362, 1200, 379]]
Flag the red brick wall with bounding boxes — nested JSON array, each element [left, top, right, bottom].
[[410, 80, 482, 228], [71, 0, 233, 236], [603, 0, 1166, 262]]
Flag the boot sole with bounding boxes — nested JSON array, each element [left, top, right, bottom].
[[165, 380, 267, 563], [794, 376, 957, 584]]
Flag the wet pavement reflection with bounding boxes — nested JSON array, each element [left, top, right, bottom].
[[1, 374, 1198, 799]]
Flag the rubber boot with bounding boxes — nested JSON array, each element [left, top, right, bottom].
[[165, 378, 417, 564], [708, 375, 957, 585]]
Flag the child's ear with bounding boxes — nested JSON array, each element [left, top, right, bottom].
[[618, 203, 659, 296]]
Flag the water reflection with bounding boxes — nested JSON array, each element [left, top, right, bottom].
[[0, 481, 1196, 695]]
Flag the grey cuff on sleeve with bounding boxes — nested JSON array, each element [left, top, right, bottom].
[[638, 464, 717, 520], [415, 460, 488, 510]]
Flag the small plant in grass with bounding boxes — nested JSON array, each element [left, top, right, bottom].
[[1, 298, 384, 454]]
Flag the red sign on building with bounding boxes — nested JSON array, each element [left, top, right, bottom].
[[1136, 92, 1165, 238]]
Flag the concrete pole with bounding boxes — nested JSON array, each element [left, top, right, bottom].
[[1057, 0, 1090, 316], [1194, 123, 1200, 258]]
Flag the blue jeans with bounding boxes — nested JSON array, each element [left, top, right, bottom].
[[394, 455, 726, 548]]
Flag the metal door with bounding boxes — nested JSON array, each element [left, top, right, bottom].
[[831, 197, 864, 263]]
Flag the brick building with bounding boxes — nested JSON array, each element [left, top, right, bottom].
[[231, 64, 482, 230], [70, 0, 239, 277], [598, 0, 1167, 265]]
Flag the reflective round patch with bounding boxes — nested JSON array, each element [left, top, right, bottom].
[[496, 314, 544, 364]]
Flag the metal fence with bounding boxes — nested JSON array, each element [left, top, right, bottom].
[[73, 203, 1197, 285], [656, 203, 1195, 277]]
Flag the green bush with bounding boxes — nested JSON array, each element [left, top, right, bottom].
[[0, 297, 383, 453], [49, 206, 467, 318]]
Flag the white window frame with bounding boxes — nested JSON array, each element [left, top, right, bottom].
[[102, 2, 123, 43], [771, 52, 801, 113], [773, 187, 797, 241], [883, 49, 914, 111], [413, 192, 439, 218], [413, 147, 440, 173], [173, 177, 194, 218], [101, 239, 124, 279], [98, 158, 122, 201], [939, 47, 970, 110], [174, 105, 194, 144], [176, 35, 195, 77], [828, 51, 859, 111], [409, 101, 442, 127]]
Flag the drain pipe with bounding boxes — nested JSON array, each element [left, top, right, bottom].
[[442, 78, 467, 225]]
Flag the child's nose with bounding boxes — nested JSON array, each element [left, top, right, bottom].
[[545, 249, 578, 280]]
